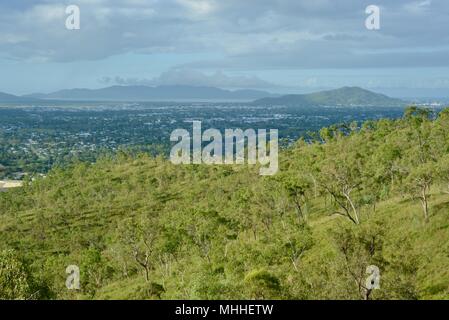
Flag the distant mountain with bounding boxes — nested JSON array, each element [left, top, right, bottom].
[[254, 87, 406, 107], [0, 92, 23, 102], [26, 85, 277, 101], [0, 92, 18, 101], [5, 86, 408, 105], [0, 91, 40, 102]]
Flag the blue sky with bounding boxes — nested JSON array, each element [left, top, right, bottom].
[[0, 0, 448, 97]]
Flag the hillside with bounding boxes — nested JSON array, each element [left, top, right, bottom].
[[25, 85, 276, 102], [0, 91, 39, 103], [0, 107, 448, 300], [254, 87, 406, 107], [0, 92, 19, 101]]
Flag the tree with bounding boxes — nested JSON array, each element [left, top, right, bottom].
[[332, 223, 385, 300], [403, 162, 435, 222], [404, 106, 435, 164], [401, 107, 437, 222], [0, 249, 35, 300], [117, 216, 159, 282], [278, 221, 314, 272], [79, 247, 113, 297], [316, 144, 364, 225], [437, 154, 449, 194], [244, 269, 282, 299], [281, 174, 312, 222]]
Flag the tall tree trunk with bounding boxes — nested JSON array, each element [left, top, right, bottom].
[[343, 190, 360, 225], [421, 185, 429, 222], [144, 267, 150, 282]]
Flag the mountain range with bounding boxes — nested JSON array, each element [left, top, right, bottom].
[[254, 86, 406, 107], [0, 85, 406, 106], [23, 85, 276, 102], [0, 91, 39, 103]]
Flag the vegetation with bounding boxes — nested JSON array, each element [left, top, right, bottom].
[[0, 107, 448, 300], [254, 86, 405, 107]]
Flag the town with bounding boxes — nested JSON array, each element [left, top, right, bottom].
[[0, 101, 408, 180]]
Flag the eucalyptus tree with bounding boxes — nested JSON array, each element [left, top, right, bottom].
[[402, 107, 437, 222], [315, 136, 368, 225], [0, 249, 35, 300]]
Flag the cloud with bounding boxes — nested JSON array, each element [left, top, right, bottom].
[[99, 68, 278, 89], [176, 0, 216, 16], [404, 0, 432, 14], [0, 0, 448, 69]]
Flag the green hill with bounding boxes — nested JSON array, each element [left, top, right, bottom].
[[254, 87, 406, 107], [0, 106, 448, 300]]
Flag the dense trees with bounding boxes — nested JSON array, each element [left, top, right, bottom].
[[0, 249, 52, 300], [0, 250, 35, 299], [0, 106, 448, 300]]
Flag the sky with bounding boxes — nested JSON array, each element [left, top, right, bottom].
[[0, 0, 448, 97]]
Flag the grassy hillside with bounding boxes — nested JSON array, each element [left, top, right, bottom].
[[0, 107, 448, 300], [254, 87, 405, 107]]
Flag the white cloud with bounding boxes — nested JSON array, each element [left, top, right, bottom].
[[404, 0, 432, 14], [100, 68, 278, 89], [0, 33, 28, 45], [0, 0, 448, 69], [176, 0, 216, 16]]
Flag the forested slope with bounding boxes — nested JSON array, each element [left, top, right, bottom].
[[1, 107, 448, 300]]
